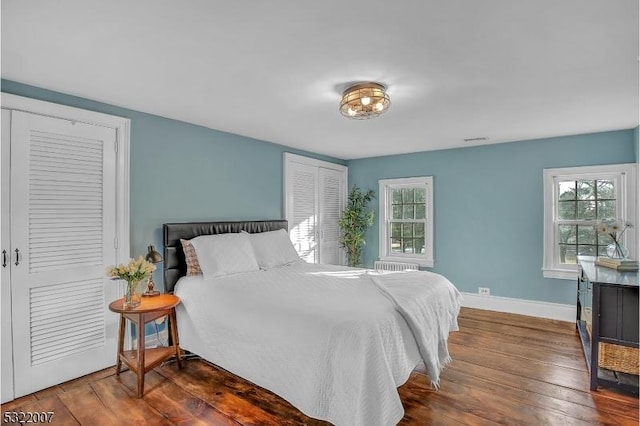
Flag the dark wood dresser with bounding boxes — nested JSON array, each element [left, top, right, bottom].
[[576, 255, 639, 394]]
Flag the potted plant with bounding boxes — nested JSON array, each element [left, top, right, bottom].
[[339, 186, 376, 267]]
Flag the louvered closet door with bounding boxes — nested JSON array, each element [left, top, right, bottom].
[[319, 168, 345, 265], [287, 162, 319, 263], [10, 111, 118, 397]]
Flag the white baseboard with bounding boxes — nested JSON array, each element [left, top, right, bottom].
[[461, 292, 575, 322]]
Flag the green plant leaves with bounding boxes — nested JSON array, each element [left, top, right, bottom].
[[338, 186, 376, 267]]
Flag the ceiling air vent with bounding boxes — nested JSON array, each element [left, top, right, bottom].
[[463, 137, 489, 142]]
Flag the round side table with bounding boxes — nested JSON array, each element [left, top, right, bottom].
[[108, 293, 182, 397]]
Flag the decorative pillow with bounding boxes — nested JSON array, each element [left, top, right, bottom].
[[247, 229, 301, 269], [180, 238, 202, 276], [189, 232, 260, 279]]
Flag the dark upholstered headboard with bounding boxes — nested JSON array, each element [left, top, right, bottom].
[[162, 220, 288, 293]]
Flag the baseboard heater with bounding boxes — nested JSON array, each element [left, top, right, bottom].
[[373, 261, 419, 272]]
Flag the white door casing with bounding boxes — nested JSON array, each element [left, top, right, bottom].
[[1, 93, 130, 402], [1, 109, 14, 403]]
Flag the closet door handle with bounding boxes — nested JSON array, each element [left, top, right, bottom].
[[14, 248, 20, 266], [2, 250, 6, 268]]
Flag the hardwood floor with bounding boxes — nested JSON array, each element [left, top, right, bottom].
[[2, 307, 638, 425]]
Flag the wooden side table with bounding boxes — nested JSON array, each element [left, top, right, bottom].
[[108, 294, 182, 397]]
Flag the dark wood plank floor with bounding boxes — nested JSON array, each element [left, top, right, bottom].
[[3, 308, 638, 425]]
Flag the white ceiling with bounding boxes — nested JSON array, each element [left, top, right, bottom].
[[2, 0, 638, 160]]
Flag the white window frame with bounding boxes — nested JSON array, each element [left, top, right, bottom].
[[379, 176, 434, 267], [542, 163, 637, 280]]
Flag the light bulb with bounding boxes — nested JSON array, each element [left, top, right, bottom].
[[375, 102, 384, 111], [348, 107, 356, 116], [361, 96, 371, 106]]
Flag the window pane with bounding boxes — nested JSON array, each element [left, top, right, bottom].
[[392, 205, 402, 219], [402, 188, 414, 203], [576, 201, 595, 220], [403, 205, 414, 219], [559, 225, 576, 245], [577, 245, 596, 256], [391, 222, 402, 238], [598, 232, 614, 246], [392, 189, 402, 204], [558, 200, 576, 220], [577, 226, 595, 244], [597, 200, 615, 220], [596, 180, 614, 199], [558, 181, 576, 200], [415, 203, 426, 219], [577, 181, 595, 200], [415, 238, 425, 254], [403, 239, 414, 254], [414, 223, 425, 237], [597, 245, 609, 256], [391, 238, 402, 253], [560, 244, 577, 264], [415, 188, 426, 203], [402, 224, 413, 237]]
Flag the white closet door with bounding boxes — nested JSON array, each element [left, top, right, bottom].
[[319, 167, 345, 265], [284, 153, 347, 265], [287, 162, 319, 263], [1, 109, 14, 403], [10, 111, 119, 397]]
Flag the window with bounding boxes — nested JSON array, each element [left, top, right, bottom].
[[379, 177, 433, 267], [543, 164, 637, 280]]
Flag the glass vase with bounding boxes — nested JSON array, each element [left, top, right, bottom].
[[123, 279, 142, 309], [606, 242, 629, 260]]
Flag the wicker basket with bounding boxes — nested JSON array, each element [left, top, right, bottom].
[[598, 342, 639, 375]]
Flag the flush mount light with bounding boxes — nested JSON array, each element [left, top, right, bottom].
[[339, 82, 390, 120]]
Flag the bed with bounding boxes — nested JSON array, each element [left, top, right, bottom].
[[163, 220, 461, 426]]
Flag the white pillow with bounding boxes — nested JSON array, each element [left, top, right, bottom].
[[248, 229, 301, 269], [190, 232, 260, 279]]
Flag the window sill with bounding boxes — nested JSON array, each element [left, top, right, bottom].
[[380, 255, 433, 268], [542, 268, 578, 280]]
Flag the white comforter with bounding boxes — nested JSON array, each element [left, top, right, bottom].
[[174, 262, 461, 426]]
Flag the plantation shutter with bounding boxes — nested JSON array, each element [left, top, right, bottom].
[[287, 161, 319, 263], [10, 111, 119, 397], [284, 154, 347, 265], [319, 168, 344, 265]]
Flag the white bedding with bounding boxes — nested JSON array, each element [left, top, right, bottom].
[[174, 262, 461, 426]]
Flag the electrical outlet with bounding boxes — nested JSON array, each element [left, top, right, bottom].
[[478, 287, 490, 296]]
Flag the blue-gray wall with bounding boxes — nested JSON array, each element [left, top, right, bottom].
[[347, 131, 636, 305], [2, 79, 345, 291], [3, 80, 636, 305]]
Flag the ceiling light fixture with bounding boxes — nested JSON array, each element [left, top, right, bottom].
[[339, 82, 390, 120]]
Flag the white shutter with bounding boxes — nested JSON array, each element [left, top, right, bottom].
[[287, 162, 318, 263], [10, 111, 119, 397], [284, 154, 347, 265], [28, 130, 105, 272], [319, 168, 345, 265]]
